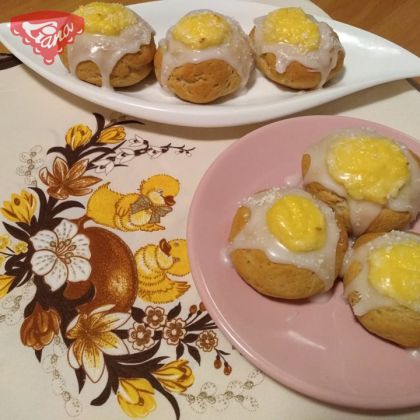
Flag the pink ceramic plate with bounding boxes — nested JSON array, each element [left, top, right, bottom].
[[187, 115, 420, 410]]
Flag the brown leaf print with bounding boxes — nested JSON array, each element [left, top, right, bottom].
[[39, 157, 101, 200]]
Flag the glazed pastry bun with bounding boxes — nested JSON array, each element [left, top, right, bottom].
[[302, 129, 420, 236], [344, 231, 420, 348], [249, 7, 344, 89], [154, 10, 254, 104], [60, 2, 156, 88], [228, 188, 348, 299]]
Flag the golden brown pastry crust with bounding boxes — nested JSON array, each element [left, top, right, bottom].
[[302, 153, 415, 235], [60, 40, 156, 88], [154, 46, 242, 104], [228, 205, 348, 300], [344, 232, 420, 348], [249, 27, 345, 90]]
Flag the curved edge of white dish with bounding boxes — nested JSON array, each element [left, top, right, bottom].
[[1, 0, 419, 127]]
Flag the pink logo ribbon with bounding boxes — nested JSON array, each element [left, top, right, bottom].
[[10, 11, 84, 65]]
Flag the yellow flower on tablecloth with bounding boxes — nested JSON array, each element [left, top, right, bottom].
[[0, 234, 10, 250], [65, 124, 92, 150], [13, 241, 28, 255], [153, 359, 194, 393], [66, 304, 130, 383], [117, 378, 156, 418], [98, 126, 126, 144], [1, 190, 37, 224], [0, 275, 14, 298]]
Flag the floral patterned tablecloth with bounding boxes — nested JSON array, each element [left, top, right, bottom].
[[1, 1, 420, 419]]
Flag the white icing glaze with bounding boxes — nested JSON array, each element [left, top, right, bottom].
[[220, 247, 232, 267], [341, 238, 355, 277], [228, 187, 341, 290], [66, 16, 154, 88], [344, 231, 420, 316], [347, 200, 382, 237], [284, 173, 302, 187], [309, 288, 334, 303], [252, 14, 343, 88], [408, 349, 420, 358], [303, 128, 420, 236], [158, 10, 254, 89]]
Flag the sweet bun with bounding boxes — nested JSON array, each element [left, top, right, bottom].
[[154, 10, 254, 104], [228, 188, 348, 299], [154, 52, 241, 104], [60, 2, 156, 88], [343, 231, 420, 348], [249, 7, 344, 89], [302, 128, 420, 236]]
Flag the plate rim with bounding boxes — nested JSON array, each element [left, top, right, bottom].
[[187, 114, 420, 411], [1, 0, 420, 128]]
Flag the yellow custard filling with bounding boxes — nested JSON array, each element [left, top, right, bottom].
[[172, 11, 231, 49], [368, 241, 420, 310], [262, 7, 320, 52], [327, 135, 410, 204], [74, 2, 138, 36], [266, 195, 326, 252]]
